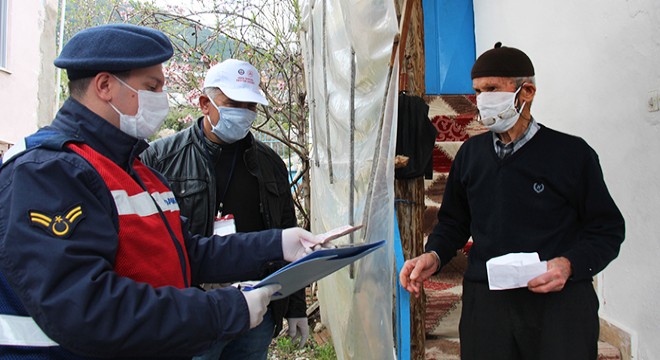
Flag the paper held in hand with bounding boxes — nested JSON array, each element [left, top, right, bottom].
[[486, 252, 547, 290], [300, 224, 364, 248]]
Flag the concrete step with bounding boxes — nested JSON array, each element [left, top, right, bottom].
[[598, 341, 623, 360], [424, 337, 621, 359]]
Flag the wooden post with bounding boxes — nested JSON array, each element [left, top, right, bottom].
[[395, 0, 427, 359]]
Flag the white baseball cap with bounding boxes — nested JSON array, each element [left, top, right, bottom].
[[203, 59, 268, 106]]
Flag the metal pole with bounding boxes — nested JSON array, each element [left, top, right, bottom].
[[349, 46, 356, 278], [322, 0, 334, 183], [308, 1, 319, 167], [361, 38, 397, 238], [55, 0, 67, 113]]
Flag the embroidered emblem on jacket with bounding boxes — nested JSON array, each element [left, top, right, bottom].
[[533, 182, 545, 194], [29, 204, 85, 238]]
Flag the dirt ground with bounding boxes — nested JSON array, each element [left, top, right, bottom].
[[268, 286, 334, 359]]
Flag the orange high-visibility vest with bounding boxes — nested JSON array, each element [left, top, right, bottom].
[[69, 143, 191, 288]]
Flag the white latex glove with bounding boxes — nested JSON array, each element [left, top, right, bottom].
[[286, 317, 309, 347], [240, 283, 281, 329], [281, 227, 320, 262]]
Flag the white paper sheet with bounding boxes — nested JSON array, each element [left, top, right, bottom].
[[486, 252, 548, 290], [300, 224, 364, 248]]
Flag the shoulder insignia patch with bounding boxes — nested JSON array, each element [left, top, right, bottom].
[[29, 204, 85, 238]]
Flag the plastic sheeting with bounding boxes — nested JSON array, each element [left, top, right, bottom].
[[299, 1, 399, 359]]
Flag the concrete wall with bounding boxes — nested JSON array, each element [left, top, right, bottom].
[[473, 1, 660, 359], [0, 0, 58, 145]]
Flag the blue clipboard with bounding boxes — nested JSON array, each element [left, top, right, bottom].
[[248, 240, 385, 300]]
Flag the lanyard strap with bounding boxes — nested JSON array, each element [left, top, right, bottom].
[[217, 149, 239, 215]]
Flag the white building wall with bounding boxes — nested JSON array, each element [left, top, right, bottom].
[[0, 0, 58, 145], [473, 1, 660, 359]]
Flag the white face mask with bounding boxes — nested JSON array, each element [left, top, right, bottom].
[[108, 76, 169, 139], [476, 86, 525, 133], [206, 97, 257, 144]]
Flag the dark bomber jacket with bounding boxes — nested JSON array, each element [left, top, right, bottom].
[[142, 119, 296, 237], [141, 118, 305, 333]]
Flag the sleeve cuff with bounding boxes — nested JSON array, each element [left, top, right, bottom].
[[426, 250, 441, 273]]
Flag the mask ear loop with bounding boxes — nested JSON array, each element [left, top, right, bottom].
[[108, 101, 124, 116], [514, 83, 527, 113], [205, 114, 214, 128], [205, 96, 222, 128], [112, 75, 139, 93], [108, 75, 138, 117]]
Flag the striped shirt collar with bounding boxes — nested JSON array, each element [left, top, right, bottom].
[[492, 117, 540, 159]]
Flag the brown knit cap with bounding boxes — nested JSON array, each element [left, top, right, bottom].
[[470, 42, 535, 79]]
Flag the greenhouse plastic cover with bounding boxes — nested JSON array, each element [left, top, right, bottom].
[[300, 0, 399, 358]]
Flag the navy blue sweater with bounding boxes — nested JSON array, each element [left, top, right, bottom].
[[426, 125, 625, 282]]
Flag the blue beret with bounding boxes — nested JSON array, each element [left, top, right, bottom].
[[54, 24, 173, 80]]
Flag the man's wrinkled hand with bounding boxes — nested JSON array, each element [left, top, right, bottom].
[[398, 252, 439, 298], [528, 256, 572, 293]]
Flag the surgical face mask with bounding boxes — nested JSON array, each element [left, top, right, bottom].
[[206, 97, 257, 144], [476, 86, 526, 133], [108, 75, 169, 139]]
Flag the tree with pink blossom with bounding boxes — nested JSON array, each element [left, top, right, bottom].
[[59, 0, 311, 227]]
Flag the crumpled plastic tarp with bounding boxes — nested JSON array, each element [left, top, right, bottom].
[[299, 0, 399, 358]]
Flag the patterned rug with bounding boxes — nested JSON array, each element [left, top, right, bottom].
[[425, 337, 460, 360], [423, 255, 465, 338], [423, 252, 466, 360], [422, 95, 475, 359]]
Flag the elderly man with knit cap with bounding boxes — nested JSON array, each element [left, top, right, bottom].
[[0, 24, 324, 359], [400, 43, 625, 359], [142, 59, 307, 360]]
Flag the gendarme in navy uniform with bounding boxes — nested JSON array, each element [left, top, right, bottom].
[[0, 23, 318, 359]]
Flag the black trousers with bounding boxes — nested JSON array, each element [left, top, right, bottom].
[[459, 280, 600, 360]]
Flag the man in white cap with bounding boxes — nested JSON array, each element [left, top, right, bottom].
[[0, 24, 322, 359], [142, 59, 308, 359]]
